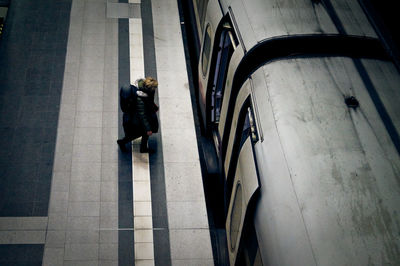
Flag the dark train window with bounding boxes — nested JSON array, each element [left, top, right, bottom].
[[229, 182, 243, 251], [210, 23, 236, 124], [195, 0, 209, 32], [202, 24, 212, 76]]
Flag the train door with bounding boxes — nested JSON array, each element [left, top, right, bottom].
[[225, 102, 261, 265], [210, 23, 237, 125], [198, 0, 223, 127], [209, 22, 237, 148]]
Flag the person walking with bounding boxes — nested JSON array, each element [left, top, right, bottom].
[[117, 77, 159, 153]]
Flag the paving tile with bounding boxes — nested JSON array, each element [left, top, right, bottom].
[[50, 191, 69, 203], [99, 230, 118, 243], [101, 144, 118, 163], [169, 229, 213, 260], [102, 127, 118, 146], [135, 260, 155, 266], [72, 145, 102, 163], [66, 230, 99, 244], [45, 231, 66, 248], [99, 243, 118, 260], [48, 214, 68, 230], [100, 216, 118, 230], [156, 71, 190, 99], [133, 162, 150, 181], [134, 201, 152, 217], [62, 73, 79, 92], [100, 181, 118, 202], [60, 94, 78, 110], [164, 162, 205, 202], [55, 140, 74, 155], [53, 151, 73, 171], [171, 259, 214, 266], [159, 107, 194, 130], [82, 21, 106, 37], [135, 242, 154, 260], [133, 181, 152, 202], [162, 129, 199, 163], [84, 1, 106, 22], [77, 80, 103, 98], [157, 94, 193, 115], [81, 44, 105, 58], [12, 231, 46, 244], [77, 96, 103, 112], [155, 46, 186, 72], [75, 112, 103, 128], [66, 216, 100, 231], [64, 243, 99, 260], [82, 31, 106, 45], [71, 162, 102, 181], [43, 247, 64, 266], [48, 199, 69, 214], [58, 103, 77, 121], [100, 201, 118, 217], [68, 201, 100, 216], [102, 111, 118, 128], [69, 180, 101, 201], [74, 127, 102, 145], [167, 201, 208, 229], [0, 217, 48, 230], [101, 162, 118, 181], [79, 69, 105, 84], [99, 260, 119, 266], [51, 176, 70, 192], [134, 217, 153, 230], [102, 88, 118, 112], [134, 229, 153, 243], [64, 261, 98, 266]]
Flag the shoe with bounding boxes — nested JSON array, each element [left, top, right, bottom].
[[117, 139, 128, 152]]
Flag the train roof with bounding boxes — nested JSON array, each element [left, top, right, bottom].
[[220, 0, 378, 51], [250, 56, 400, 265]]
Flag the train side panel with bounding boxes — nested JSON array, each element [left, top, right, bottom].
[[248, 69, 317, 266]]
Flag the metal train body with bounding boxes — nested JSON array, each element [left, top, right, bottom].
[[190, 0, 400, 265]]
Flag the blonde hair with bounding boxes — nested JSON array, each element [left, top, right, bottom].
[[143, 77, 158, 92]]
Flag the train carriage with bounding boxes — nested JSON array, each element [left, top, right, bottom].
[[188, 0, 400, 265]]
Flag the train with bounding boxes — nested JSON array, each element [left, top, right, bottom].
[[184, 0, 400, 265]]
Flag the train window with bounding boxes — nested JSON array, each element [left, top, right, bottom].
[[194, 0, 209, 32], [229, 182, 243, 251], [240, 107, 259, 149], [201, 24, 212, 76]]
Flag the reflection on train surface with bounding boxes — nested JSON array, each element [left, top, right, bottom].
[[185, 0, 400, 265]]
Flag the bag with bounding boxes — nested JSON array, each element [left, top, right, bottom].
[[150, 112, 159, 133], [120, 85, 138, 113]]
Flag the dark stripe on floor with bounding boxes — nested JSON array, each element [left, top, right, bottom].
[[0, 0, 71, 216], [141, 0, 172, 264], [0, 244, 44, 266], [118, 2, 135, 264]]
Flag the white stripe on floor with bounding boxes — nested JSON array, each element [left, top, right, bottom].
[[129, 14, 156, 266]]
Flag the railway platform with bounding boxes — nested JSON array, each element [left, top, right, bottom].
[[0, 0, 214, 265]]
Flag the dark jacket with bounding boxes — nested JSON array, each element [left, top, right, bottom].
[[121, 82, 158, 138]]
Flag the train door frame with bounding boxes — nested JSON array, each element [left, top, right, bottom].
[[225, 94, 261, 265], [207, 19, 238, 153]]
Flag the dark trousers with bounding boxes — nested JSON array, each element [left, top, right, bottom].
[[120, 134, 148, 151]]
